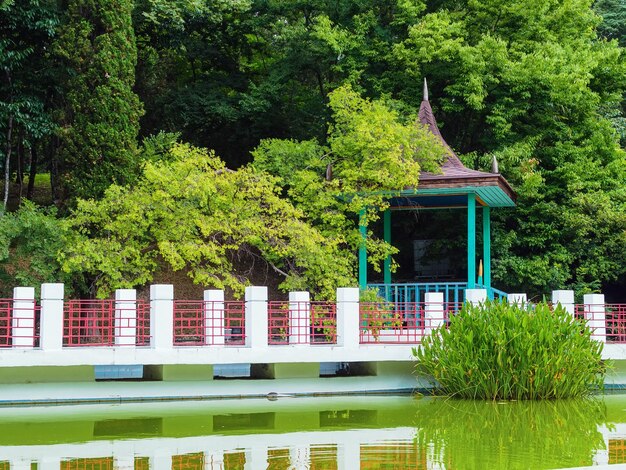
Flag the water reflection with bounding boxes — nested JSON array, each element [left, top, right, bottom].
[[0, 395, 622, 469], [415, 398, 609, 469]]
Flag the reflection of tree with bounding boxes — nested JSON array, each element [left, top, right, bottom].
[[414, 399, 607, 470]]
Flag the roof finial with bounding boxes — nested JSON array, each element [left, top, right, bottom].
[[491, 154, 499, 174], [423, 77, 429, 101]]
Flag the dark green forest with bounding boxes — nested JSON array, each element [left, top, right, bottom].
[[1, 0, 625, 300]]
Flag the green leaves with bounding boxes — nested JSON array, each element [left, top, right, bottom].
[[0, 200, 77, 296], [54, 0, 143, 202], [415, 301, 605, 400], [64, 143, 354, 298]]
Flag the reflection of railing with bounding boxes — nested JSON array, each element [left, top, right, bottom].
[[0, 427, 418, 469]]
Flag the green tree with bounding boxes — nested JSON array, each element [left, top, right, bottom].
[[0, 0, 58, 210], [253, 85, 445, 276], [391, 0, 626, 296], [595, 0, 626, 45], [54, 0, 143, 202], [62, 143, 355, 298], [0, 200, 76, 296]]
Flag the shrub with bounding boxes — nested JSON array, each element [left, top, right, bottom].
[[414, 301, 605, 400]]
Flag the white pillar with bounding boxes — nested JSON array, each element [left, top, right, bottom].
[[113, 454, 135, 470], [150, 284, 174, 349], [336, 287, 360, 349], [465, 288, 487, 306], [508, 293, 527, 306], [424, 292, 444, 333], [584, 293, 606, 343], [245, 286, 268, 349], [289, 291, 310, 345], [205, 289, 225, 346], [10, 459, 31, 470], [552, 290, 575, 315], [115, 289, 137, 346], [150, 450, 172, 470], [39, 456, 61, 470], [289, 445, 310, 468], [40, 283, 64, 351], [244, 447, 268, 470], [204, 450, 224, 469], [337, 440, 360, 470], [12, 287, 35, 347]]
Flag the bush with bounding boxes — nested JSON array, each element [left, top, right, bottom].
[[0, 201, 78, 297], [414, 301, 605, 400]]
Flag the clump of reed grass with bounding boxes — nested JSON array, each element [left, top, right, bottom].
[[414, 301, 605, 400]]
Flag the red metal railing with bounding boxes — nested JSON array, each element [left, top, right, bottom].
[[359, 301, 461, 344], [63, 299, 149, 346], [173, 300, 245, 346], [0, 299, 12, 348], [606, 304, 626, 343], [268, 301, 337, 345], [573, 303, 626, 343], [0, 298, 40, 348]]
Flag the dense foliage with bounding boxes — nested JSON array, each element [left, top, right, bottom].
[[0, 0, 625, 297], [62, 143, 356, 298], [415, 301, 605, 399], [0, 200, 75, 296], [54, 0, 143, 201]]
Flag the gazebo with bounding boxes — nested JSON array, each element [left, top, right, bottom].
[[360, 80, 516, 303]]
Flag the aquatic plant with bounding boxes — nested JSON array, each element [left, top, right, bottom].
[[414, 301, 605, 399]]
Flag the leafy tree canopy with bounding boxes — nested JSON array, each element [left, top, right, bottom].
[[61, 143, 354, 298]]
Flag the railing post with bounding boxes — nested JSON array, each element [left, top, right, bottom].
[[245, 286, 268, 349], [289, 291, 310, 345], [114, 289, 137, 346], [465, 288, 487, 306], [150, 284, 174, 349], [12, 287, 35, 348], [509, 293, 527, 305], [552, 290, 575, 316], [584, 293, 606, 343], [40, 283, 64, 351], [205, 289, 224, 346], [336, 287, 359, 349], [424, 292, 444, 334]]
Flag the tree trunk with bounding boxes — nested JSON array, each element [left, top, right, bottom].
[[49, 135, 62, 206], [16, 137, 24, 205], [3, 114, 13, 213], [27, 144, 38, 200]]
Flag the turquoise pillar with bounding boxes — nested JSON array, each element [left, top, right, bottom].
[[383, 209, 391, 285], [483, 206, 491, 290], [467, 194, 476, 288], [359, 209, 367, 289]]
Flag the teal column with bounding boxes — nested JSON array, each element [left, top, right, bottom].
[[483, 206, 491, 289], [467, 194, 476, 288], [359, 209, 367, 289], [383, 209, 391, 285]]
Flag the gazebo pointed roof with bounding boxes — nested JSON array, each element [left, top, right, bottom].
[[403, 79, 516, 207]]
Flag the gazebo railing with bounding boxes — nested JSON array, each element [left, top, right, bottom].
[[367, 282, 467, 304], [368, 282, 508, 303]]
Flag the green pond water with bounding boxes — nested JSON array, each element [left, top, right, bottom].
[[1, 394, 626, 469]]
